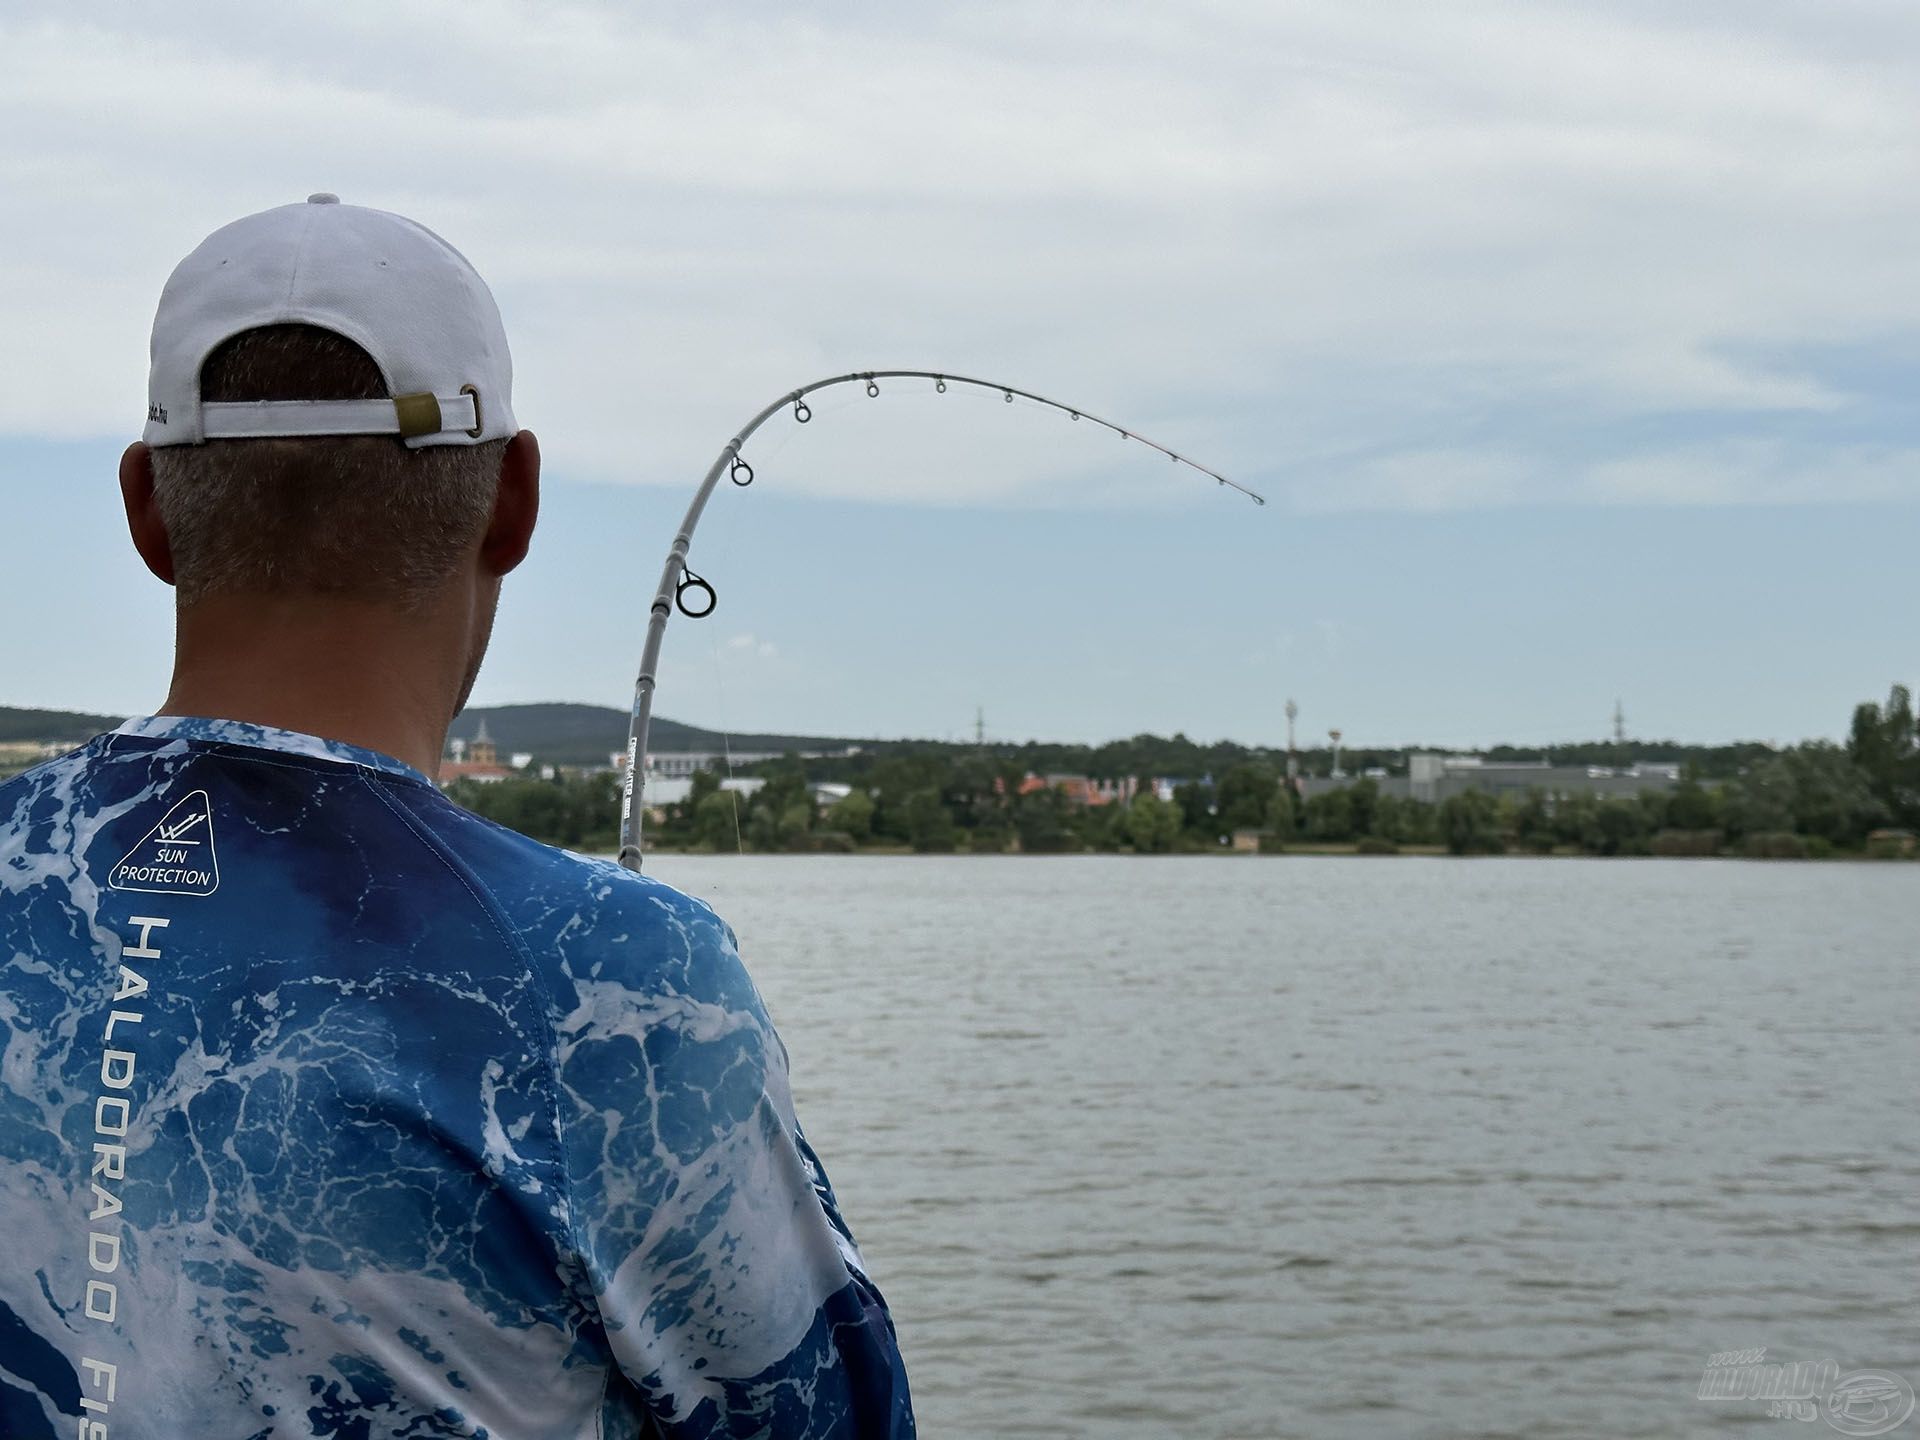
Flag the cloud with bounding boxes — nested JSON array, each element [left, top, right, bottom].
[[1581, 440, 1920, 507], [725, 633, 779, 660], [1287, 437, 1920, 513], [2, 1, 1916, 511]]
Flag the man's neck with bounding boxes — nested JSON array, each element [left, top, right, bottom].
[[161, 594, 475, 779]]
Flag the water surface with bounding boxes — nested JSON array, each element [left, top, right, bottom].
[[644, 855, 1919, 1439]]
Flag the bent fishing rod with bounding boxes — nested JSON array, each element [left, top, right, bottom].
[[616, 369, 1265, 871]]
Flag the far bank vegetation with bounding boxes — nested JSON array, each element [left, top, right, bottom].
[[448, 686, 1920, 861]]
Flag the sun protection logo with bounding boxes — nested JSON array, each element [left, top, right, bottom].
[[107, 789, 219, 896]]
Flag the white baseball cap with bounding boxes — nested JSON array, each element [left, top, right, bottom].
[[144, 193, 516, 449]]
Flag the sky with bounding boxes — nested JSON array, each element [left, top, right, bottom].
[[2, 1, 1916, 751]]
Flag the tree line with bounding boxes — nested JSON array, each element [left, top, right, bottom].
[[447, 685, 1919, 859]]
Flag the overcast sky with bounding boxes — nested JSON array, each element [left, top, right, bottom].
[[3, 1, 1916, 749]]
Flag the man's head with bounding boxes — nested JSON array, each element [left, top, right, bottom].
[[144, 323, 511, 608], [120, 196, 538, 725]]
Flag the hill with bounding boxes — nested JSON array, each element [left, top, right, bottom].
[[0, 707, 125, 744], [0, 703, 1775, 781], [447, 703, 858, 768], [0, 703, 862, 771]]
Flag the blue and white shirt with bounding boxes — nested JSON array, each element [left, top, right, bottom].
[[0, 717, 913, 1438]]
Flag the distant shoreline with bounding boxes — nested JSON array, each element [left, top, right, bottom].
[[629, 844, 1914, 862]]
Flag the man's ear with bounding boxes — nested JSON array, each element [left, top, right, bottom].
[[480, 429, 540, 577], [119, 441, 175, 586]]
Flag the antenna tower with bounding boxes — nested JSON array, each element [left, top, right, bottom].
[[1285, 699, 1299, 787]]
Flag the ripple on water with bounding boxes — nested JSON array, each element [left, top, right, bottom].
[[647, 854, 1920, 1439]]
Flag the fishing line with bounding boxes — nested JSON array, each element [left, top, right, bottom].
[[616, 369, 1265, 871], [704, 626, 747, 857], [739, 385, 865, 466]]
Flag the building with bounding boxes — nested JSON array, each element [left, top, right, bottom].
[[642, 776, 767, 809], [638, 776, 851, 823], [1019, 774, 1149, 807], [642, 749, 787, 780], [618, 744, 865, 781], [1296, 753, 1681, 805], [1407, 754, 1681, 804], [440, 719, 514, 784]]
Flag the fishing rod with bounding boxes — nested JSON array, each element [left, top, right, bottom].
[[615, 369, 1265, 871]]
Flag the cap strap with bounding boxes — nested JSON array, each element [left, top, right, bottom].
[[198, 392, 480, 441]]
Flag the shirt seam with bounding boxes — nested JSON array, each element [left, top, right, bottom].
[[101, 730, 434, 789], [353, 773, 590, 1316]]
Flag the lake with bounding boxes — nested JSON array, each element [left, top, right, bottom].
[[641, 854, 1919, 1440]]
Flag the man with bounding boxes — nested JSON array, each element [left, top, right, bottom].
[[0, 195, 913, 1438]]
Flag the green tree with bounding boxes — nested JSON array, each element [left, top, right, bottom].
[[747, 801, 813, 852], [1304, 787, 1355, 842], [1666, 776, 1720, 831], [826, 789, 875, 842], [1265, 784, 1297, 842], [942, 752, 1006, 834], [448, 771, 623, 851], [1720, 760, 1798, 842], [1216, 763, 1278, 833], [1076, 799, 1126, 852], [902, 788, 958, 853], [737, 759, 815, 852], [1549, 791, 1598, 849], [1123, 793, 1184, 853], [1848, 685, 1920, 828], [869, 754, 950, 843], [1014, 785, 1077, 853], [753, 759, 812, 823], [1728, 744, 1884, 847], [1583, 797, 1650, 856], [1440, 790, 1505, 854], [1171, 780, 1215, 839], [1507, 789, 1555, 854], [662, 767, 722, 844], [1374, 794, 1437, 845], [1782, 743, 1885, 844], [695, 790, 742, 851], [1344, 778, 1380, 839]]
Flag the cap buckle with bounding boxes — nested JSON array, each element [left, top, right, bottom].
[[393, 392, 443, 439]]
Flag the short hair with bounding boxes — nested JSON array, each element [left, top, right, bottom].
[[150, 324, 506, 609]]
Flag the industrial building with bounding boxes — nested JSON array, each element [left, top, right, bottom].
[[1297, 753, 1682, 804]]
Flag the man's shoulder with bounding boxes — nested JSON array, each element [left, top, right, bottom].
[[1, 737, 100, 788], [393, 788, 744, 999], [399, 786, 724, 925], [0, 739, 106, 840]]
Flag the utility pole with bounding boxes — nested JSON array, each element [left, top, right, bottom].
[[1285, 698, 1299, 796], [975, 705, 986, 750]]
